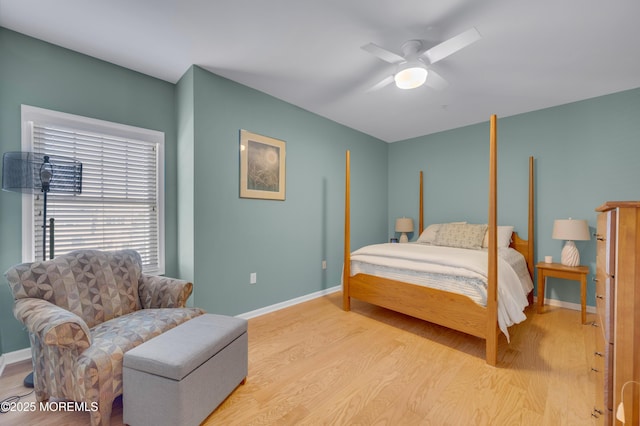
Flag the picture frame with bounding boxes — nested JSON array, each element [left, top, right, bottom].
[[239, 129, 286, 200]]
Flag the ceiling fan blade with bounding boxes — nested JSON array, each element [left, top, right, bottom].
[[423, 27, 481, 65], [424, 69, 449, 90], [361, 42, 405, 64], [366, 75, 395, 92]]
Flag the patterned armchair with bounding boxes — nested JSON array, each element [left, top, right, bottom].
[[4, 249, 204, 426]]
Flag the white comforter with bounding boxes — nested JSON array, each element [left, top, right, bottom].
[[349, 243, 533, 340]]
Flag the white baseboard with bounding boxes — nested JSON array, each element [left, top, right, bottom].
[[237, 285, 341, 320], [0, 348, 32, 377], [533, 296, 596, 314]]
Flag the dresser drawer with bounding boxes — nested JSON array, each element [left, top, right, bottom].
[[595, 331, 614, 408], [596, 224, 607, 271], [596, 210, 616, 275], [595, 275, 614, 344], [592, 325, 610, 423], [596, 241, 607, 279]]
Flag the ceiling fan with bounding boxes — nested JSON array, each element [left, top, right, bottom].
[[362, 27, 481, 91]]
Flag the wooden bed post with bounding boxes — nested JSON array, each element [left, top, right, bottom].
[[343, 150, 351, 311], [528, 156, 535, 278], [486, 115, 499, 366], [419, 171, 424, 234]]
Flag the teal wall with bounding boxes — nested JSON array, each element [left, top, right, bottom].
[[388, 87, 640, 307], [185, 66, 387, 315], [0, 28, 178, 353], [175, 67, 195, 284]]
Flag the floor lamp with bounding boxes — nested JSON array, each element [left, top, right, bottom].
[[2, 151, 82, 387]]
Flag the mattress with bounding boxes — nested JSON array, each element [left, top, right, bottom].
[[348, 243, 534, 340]]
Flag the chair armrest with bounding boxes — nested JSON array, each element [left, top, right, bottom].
[[13, 298, 92, 351], [138, 275, 193, 309]]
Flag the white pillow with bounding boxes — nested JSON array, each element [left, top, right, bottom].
[[417, 222, 466, 244], [481, 226, 514, 248]]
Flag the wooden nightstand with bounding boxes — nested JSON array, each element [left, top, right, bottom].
[[536, 262, 590, 323]]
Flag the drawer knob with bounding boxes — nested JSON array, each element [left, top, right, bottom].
[[590, 321, 599, 327], [594, 351, 603, 357], [591, 367, 599, 372], [596, 294, 604, 300], [592, 277, 598, 282]]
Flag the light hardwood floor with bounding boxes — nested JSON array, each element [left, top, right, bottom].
[[0, 292, 595, 425]]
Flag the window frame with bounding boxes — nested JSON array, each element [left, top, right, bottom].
[[20, 105, 165, 274]]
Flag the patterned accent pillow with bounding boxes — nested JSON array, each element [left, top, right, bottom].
[[434, 223, 488, 250], [417, 222, 466, 244]]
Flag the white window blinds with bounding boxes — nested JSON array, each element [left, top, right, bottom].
[[22, 106, 165, 274]]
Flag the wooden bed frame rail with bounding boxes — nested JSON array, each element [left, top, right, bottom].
[[343, 115, 535, 366]]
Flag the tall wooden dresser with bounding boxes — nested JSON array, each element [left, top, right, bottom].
[[592, 202, 640, 424]]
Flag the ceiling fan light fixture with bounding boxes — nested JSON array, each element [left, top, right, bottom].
[[394, 61, 428, 90]]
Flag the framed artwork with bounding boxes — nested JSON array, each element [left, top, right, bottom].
[[239, 130, 286, 200]]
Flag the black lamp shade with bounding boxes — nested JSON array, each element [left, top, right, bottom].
[[2, 151, 82, 194]]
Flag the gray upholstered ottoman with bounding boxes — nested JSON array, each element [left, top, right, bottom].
[[122, 313, 248, 426]]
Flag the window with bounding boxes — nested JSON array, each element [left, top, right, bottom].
[[21, 105, 165, 274]]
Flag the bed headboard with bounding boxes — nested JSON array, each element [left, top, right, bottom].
[[417, 156, 535, 279], [509, 156, 535, 279], [510, 231, 534, 279]]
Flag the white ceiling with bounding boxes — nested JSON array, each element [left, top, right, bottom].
[[2, 0, 640, 142]]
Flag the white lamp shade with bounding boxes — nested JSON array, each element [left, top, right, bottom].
[[395, 217, 414, 233], [552, 218, 589, 266], [552, 219, 590, 241], [395, 217, 413, 244]]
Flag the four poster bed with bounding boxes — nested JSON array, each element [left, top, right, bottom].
[[342, 115, 535, 366]]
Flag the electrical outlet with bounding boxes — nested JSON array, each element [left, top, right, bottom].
[[250, 272, 257, 284], [322, 260, 327, 270]]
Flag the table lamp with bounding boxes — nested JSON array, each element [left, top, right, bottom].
[[552, 218, 590, 266], [395, 217, 414, 243]]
